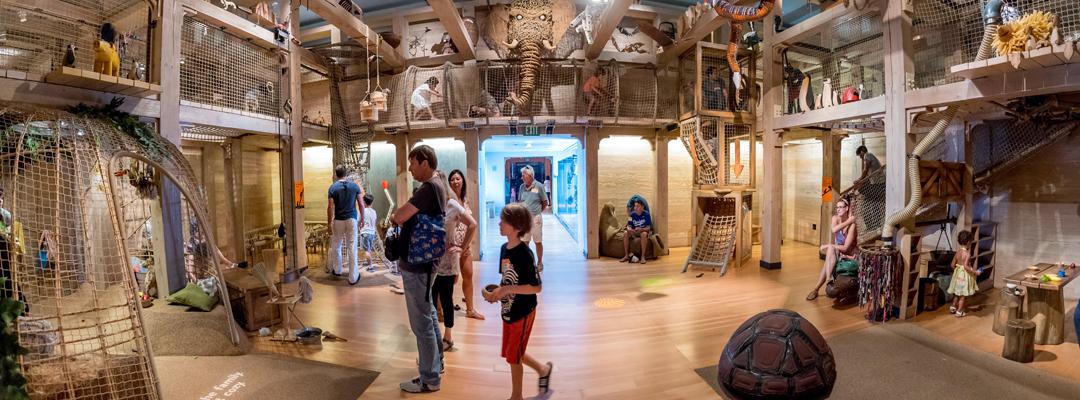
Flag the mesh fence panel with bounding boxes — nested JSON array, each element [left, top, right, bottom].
[[912, 0, 1080, 89], [0, 0, 151, 80], [723, 123, 753, 186], [679, 55, 696, 116], [529, 62, 579, 117], [657, 64, 679, 121], [180, 17, 281, 118], [617, 63, 657, 123], [447, 63, 481, 119], [844, 166, 886, 245], [578, 63, 618, 119], [782, 11, 884, 115]]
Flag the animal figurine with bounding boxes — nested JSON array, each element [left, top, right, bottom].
[[220, 0, 236, 11], [93, 23, 121, 76], [254, 2, 273, 22], [63, 44, 77, 68], [569, 6, 596, 44], [820, 78, 835, 108]]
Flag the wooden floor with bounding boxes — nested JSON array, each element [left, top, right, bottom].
[[253, 222, 1080, 399]]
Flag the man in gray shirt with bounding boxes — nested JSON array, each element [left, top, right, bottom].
[[516, 165, 548, 270]]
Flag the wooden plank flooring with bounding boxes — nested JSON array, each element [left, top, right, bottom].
[[253, 219, 1080, 399]]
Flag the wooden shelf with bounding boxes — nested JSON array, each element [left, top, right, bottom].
[[45, 67, 160, 97], [949, 43, 1078, 80]]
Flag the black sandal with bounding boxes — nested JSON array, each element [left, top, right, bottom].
[[538, 362, 553, 393]]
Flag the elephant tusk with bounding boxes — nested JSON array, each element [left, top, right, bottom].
[[542, 39, 557, 51], [732, 71, 745, 101], [505, 39, 519, 49]]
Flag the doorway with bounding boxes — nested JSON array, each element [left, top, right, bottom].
[[479, 136, 585, 260]]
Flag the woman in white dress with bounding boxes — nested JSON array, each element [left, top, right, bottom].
[[411, 76, 441, 121]]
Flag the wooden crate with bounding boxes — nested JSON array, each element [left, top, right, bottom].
[[222, 268, 281, 332]]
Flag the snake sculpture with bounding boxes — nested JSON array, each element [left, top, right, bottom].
[[710, 0, 777, 100]]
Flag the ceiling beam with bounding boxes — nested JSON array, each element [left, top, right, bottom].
[[586, 0, 634, 60], [427, 0, 474, 60], [300, 24, 336, 43], [304, 0, 404, 68], [657, 8, 724, 66]]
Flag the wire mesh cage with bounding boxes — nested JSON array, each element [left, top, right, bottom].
[[723, 123, 753, 186], [781, 11, 884, 115], [616, 63, 658, 123], [657, 64, 680, 121], [180, 16, 281, 118], [0, 0, 152, 80], [912, 0, 1080, 89], [0, 103, 239, 399], [971, 118, 1078, 181], [678, 116, 756, 188]]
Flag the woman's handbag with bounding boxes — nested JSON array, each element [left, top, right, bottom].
[[384, 226, 401, 262]]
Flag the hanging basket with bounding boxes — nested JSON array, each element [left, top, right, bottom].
[[371, 89, 388, 112], [360, 101, 378, 122]]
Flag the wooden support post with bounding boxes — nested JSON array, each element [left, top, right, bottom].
[[224, 137, 246, 263], [654, 131, 669, 253], [883, 0, 915, 219], [759, 3, 783, 269], [464, 128, 480, 260], [957, 122, 974, 233], [395, 134, 411, 203], [393, 17, 409, 69], [153, 0, 186, 294], [427, 0, 475, 60], [281, 0, 307, 274], [819, 131, 841, 249], [585, 129, 602, 259]]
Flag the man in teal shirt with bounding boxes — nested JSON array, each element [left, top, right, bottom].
[[516, 165, 548, 270]]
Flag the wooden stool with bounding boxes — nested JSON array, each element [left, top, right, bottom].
[[1003, 319, 1036, 363], [993, 303, 1021, 336]]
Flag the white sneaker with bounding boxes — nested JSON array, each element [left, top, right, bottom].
[[400, 377, 439, 393]]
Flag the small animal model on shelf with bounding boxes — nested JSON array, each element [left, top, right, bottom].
[[820, 78, 835, 108], [219, 0, 237, 11], [63, 44, 77, 67], [254, 2, 274, 22], [94, 23, 121, 76]]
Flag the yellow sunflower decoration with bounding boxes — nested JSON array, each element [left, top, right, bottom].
[[993, 10, 1056, 56]]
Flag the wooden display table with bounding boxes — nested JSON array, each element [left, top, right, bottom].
[[1002, 263, 1078, 345]]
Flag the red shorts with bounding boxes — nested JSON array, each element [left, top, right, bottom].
[[501, 310, 537, 364]]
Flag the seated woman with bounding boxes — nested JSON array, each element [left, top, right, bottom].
[[807, 195, 857, 301]]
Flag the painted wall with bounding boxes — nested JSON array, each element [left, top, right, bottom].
[[598, 136, 655, 223]]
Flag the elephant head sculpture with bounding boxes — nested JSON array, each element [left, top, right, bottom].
[[484, 0, 575, 110]]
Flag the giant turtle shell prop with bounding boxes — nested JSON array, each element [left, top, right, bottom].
[[717, 309, 836, 399]]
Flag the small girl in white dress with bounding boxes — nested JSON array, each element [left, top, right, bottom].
[[411, 76, 441, 120]]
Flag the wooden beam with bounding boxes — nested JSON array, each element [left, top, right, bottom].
[[295, 45, 328, 75], [282, 0, 307, 273], [759, 1, 783, 269], [304, 0, 404, 68], [773, 96, 886, 130], [299, 24, 336, 43], [179, 104, 282, 134], [0, 76, 159, 118], [427, 0, 475, 60], [657, 8, 723, 66], [178, 0, 278, 49], [586, 0, 634, 60], [626, 4, 660, 21], [883, 0, 913, 220]]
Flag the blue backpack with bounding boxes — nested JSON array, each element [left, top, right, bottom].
[[407, 213, 446, 265]]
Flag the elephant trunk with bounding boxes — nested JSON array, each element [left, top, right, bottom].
[[508, 41, 541, 109]]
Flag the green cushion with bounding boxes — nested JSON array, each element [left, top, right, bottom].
[[835, 259, 860, 277], [166, 283, 218, 312]]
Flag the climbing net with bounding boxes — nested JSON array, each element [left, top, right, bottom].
[[971, 118, 1078, 182], [912, 0, 1080, 89], [683, 214, 739, 276]]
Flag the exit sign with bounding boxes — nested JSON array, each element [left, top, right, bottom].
[[522, 125, 541, 136]]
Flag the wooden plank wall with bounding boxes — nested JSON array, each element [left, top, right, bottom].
[[302, 81, 332, 125], [242, 147, 282, 232], [598, 137, 656, 225], [667, 139, 693, 248], [988, 132, 1080, 299]]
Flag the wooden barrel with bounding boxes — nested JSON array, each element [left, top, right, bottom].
[[993, 303, 1021, 336], [1003, 319, 1036, 363]]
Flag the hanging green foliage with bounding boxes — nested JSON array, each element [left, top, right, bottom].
[[68, 97, 166, 159], [0, 278, 30, 400]]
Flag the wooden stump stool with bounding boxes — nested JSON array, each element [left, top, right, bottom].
[[1003, 319, 1036, 363], [993, 303, 1021, 336]]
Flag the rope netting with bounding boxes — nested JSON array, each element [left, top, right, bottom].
[[179, 124, 247, 143], [0, 104, 241, 399], [844, 166, 887, 245], [723, 123, 753, 186], [0, 0, 151, 80], [180, 16, 282, 118], [781, 11, 884, 115], [683, 214, 738, 276], [616, 63, 659, 123], [912, 0, 1080, 89], [679, 117, 716, 186], [657, 65, 680, 120], [971, 118, 1078, 182], [678, 116, 755, 187]]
